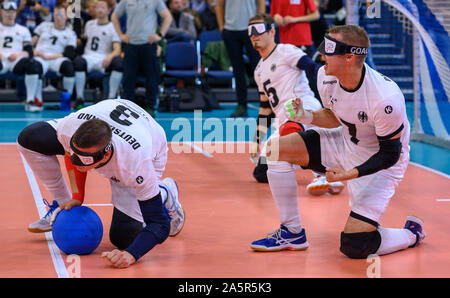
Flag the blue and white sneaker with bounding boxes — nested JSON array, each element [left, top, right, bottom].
[[251, 225, 309, 252], [28, 199, 59, 233], [404, 215, 426, 248], [160, 177, 185, 237]]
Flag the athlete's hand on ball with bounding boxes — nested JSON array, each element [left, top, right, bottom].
[[102, 249, 136, 269], [325, 167, 358, 182], [58, 199, 82, 211], [285, 98, 313, 124]]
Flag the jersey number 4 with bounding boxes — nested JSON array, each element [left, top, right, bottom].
[[263, 79, 279, 108], [340, 118, 360, 145]]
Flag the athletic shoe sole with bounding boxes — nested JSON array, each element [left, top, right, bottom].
[[328, 182, 344, 195], [251, 242, 309, 252], [307, 183, 330, 196], [163, 178, 185, 237]]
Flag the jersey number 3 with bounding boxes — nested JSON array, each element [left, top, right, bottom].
[[110, 105, 140, 126]]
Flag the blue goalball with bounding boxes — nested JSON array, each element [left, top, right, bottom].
[[52, 206, 103, 255]]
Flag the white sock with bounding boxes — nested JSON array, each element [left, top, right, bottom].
[[376, 226, 417, 255], [36, 79, 43, 102], [25, 74, 39, 102], [63, 76, 75, 95], [108, 70, 123, 98], [267, 168, 302, 234], [18, 145, 71, 204], [75, 71, 86, 99]]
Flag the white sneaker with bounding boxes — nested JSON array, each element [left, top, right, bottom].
[[328, 181, 345, 195], [306, 176, 330, 196], [160, 178, 185, 237], [28, 199, 59, 233], [25, 100, 43, 112]]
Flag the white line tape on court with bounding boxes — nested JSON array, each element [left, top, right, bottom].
[[188, 142, 214, 158], [410, 162, 450, 179], [436, 199, 450, 202], [19, 153, 68, 278]]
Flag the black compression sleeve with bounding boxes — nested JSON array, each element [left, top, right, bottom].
[[63, 45, 76, 60], [125, 192, 170, 261], [296, 55, 321, 86], [355, 138, 402, 177]]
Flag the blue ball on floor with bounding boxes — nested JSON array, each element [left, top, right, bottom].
[[52, 206, 103, 255]]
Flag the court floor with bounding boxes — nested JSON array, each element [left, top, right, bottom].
[[0, 103, 449, 278]]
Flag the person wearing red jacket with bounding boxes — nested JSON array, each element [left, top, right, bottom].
[[270, 0, 320, 52]]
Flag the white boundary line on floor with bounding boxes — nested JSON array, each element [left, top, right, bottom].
[[19, 153, 68, 278], [410, 161, 450, 179]]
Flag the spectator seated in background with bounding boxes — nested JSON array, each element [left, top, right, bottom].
[[15, 0, 51, 33], [189, 0, 206, 14], [73, 0, 123, 110], [183, 0, 202, 33], [0, 1, 34, 97], [24, 4, 77, 112], [200, 0, 218, 31], [166, 0, 197, 43]]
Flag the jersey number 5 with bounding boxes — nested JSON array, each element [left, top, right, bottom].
[[263, 79, 279, 108]]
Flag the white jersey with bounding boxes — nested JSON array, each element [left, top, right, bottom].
[[83, 19, 120, 57], [0, 23, 32, 56], [56, 99, 168, 201], [317, 64, 410, 172], [254, 43, 318, 127], [34, 22, 77, 55]]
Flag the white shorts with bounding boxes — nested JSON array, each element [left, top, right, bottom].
[[47, 117, 168, 223], [0, 54, 27, 74], [83, 53, 106, 73], [35, 56, 70, 75], [307, 126, 409, 223]]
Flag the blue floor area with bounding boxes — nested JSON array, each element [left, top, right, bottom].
[[1, 101, 449, 175]]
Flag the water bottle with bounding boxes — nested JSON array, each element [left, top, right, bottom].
[[169, 86, 180, 113], [60, 90, 71, 111]]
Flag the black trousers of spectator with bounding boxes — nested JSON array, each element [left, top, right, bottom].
[[222, 29, 260, 107], [123, 43, 159, 108]]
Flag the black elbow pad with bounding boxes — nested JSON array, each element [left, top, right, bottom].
[[23, 44, 34, 58], [63, 45, 76, 60]]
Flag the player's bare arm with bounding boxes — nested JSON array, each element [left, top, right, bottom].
[[285, 98, 341, 128]]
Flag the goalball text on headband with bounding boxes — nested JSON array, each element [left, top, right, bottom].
[[318, 34, 369, 56]]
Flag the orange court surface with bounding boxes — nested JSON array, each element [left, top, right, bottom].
[[0, 142, 449, 278]]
